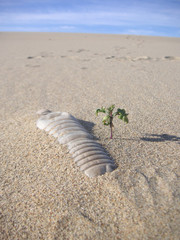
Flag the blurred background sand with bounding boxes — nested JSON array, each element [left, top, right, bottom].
[[0, 33, 180, 239]]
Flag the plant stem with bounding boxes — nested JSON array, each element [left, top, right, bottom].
[[110, 111, 113, 139], [110, 124, 113, 139]]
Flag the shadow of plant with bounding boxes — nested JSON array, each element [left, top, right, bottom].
[[106, 134, 180, 144], [141, 134, 180, 143]]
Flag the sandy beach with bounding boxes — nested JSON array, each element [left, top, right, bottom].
[[0, 32, 180, 239]]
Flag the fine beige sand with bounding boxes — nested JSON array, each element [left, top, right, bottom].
[[0, 32, 180, 240]]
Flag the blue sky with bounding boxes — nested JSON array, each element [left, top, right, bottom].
[[0, 0, 180, 37]]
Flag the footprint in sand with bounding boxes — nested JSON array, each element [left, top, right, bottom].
[[26, 64, 40, 68], [163, 56, 180, 60], [27, 52, 53, 60], [106, 56, 115, 59], [133, 56, 151, 61], [82, 59, 90, 62], [105, 55, 180, 62], [27, 56, 34, 59], [77, 49, 88, 53]]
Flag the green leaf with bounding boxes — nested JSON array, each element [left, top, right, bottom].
[[118, 114, 123, 120], [96, 107, 106, 116], [123, 115, 129, 123], [102, 115, 110, 125], [115, 107, 129, 123], [116, 108, 126, 115], [96, 109, 100, 116], [107, 104, 115, 114]]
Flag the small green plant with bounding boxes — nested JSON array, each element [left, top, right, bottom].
[[96, 104, 129, 139]]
